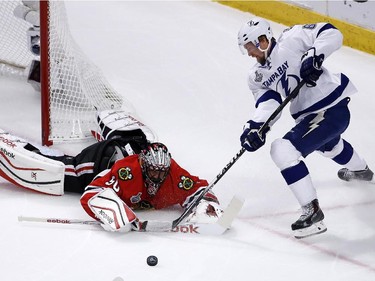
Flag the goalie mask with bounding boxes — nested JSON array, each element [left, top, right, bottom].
[[139, 142, 171, 196]]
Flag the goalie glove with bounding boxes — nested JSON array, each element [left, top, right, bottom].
[[185, 200, 224, 224], [88, 188, 138, 232]]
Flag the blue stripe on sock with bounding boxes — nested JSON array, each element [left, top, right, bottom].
[[281, 161, 309, 185], [333, 139, 353, 165]]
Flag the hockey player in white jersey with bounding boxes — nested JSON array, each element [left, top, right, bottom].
[[237, 17, 373, 238]]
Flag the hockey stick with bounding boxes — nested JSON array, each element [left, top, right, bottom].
[[170, 80, 306, 229], [18, 196, 244, 235]]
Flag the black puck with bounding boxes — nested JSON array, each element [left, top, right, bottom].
[[147, 255, 158, 266]]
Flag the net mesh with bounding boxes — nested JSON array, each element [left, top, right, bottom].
[[0, 2, 35, 76], [0, 1, 125, 143]]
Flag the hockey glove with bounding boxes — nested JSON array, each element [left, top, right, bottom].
[[240, 120, 269, 152], [88, 188, 137, 232], [300, 48, 324, 87], [186, 200, 223, 224]]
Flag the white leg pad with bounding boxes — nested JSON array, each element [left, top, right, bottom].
[[96, 110, 157, 142], [0, 130, 64, 195]]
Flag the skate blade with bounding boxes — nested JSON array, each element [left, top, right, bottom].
[[293, 221, 327, 239], [349, 178, 375, 184]]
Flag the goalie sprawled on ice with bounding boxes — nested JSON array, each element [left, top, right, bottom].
[[0, 110, 223, 232]]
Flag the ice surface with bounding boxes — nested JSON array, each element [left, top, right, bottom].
[[0, 1, 374, 281]]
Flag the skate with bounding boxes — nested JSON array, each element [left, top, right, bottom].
[[291, 199, 327, 239], [338, 166, 374, 183]]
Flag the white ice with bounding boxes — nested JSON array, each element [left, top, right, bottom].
[[0, 1, 374, 281]]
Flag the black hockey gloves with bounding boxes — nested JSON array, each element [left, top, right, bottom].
[[300, 48, 324, 87], [240, 120, 269, 152]]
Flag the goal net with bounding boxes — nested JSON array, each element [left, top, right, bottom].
[[0, 1, 127, 145]]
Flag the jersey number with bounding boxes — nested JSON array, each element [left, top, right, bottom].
[[303, 24, 316, 30]]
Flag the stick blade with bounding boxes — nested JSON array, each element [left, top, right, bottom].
[[217, 196, 244, 229], [195, 196, 244, 235]]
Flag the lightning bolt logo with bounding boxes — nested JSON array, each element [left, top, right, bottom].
[[277, 74, 300, 97], [280, 72, 290, 95], [302, 111, 325, 138]]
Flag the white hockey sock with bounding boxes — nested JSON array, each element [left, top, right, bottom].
[[343, 149, 367, 171], [289, 174, 317, 207]]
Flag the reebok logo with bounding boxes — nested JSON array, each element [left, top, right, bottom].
[[171, 224, 199, 234], [0, 136, 16, 148], [99, 210, 114, 224], [47, 219, 71, 224], [0, 147, 15, 159]]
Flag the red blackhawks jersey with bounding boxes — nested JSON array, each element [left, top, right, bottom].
[[80, 154, 209, 220]]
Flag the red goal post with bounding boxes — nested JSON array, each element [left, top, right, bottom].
[[0, 1, 127, 145]]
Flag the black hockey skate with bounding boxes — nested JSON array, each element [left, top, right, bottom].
[[338, 166, 374, 183], [291, 199, 327, 239]]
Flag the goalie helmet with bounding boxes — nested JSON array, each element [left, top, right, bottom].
[[139, 142, 171, 195], [237, 17, 273, 54]]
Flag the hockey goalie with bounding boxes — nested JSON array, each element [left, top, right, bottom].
[[0, 110, 223, 233], [1, 1, 224, 233]]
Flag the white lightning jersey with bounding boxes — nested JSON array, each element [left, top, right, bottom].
[[247, 23, 357, 125]]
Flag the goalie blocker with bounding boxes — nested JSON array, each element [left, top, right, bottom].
[[88, 188, 138, 232]]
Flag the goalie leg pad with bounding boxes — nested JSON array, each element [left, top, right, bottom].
[[95, 109, 157, 143], [0, 130, 65, 195], [88, 188, 137, 232]]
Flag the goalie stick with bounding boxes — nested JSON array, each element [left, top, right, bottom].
[[18, 196, 244, 235], [170, 80, 306, 229]]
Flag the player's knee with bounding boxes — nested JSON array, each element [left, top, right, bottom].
[[317, 138, 344, 159], [270, 138, 302, 170]]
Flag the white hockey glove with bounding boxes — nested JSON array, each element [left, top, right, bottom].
[[13, 1, 40, 27], [88, 188, 138, 232], [22, 1, 40, 11], [14, 1, 40, 56], [186, 200, 224, 224]]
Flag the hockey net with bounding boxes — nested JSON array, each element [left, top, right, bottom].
[[0, 1, 126, 145]]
